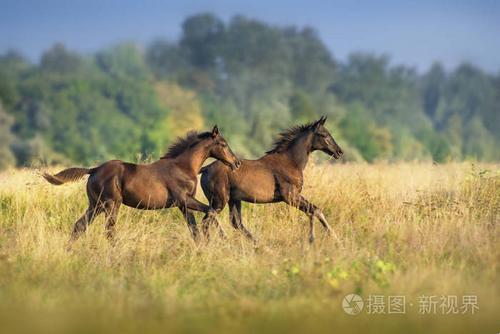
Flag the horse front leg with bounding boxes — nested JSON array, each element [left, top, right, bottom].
[[308, 213, 315, 244], [286, 194, 338, 243], [178, 206, 200, 241], [182, 196, 226, 241], [229, 199, 256, 243]]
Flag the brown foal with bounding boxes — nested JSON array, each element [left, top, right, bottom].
[[200, 117, 343, 243], [44, 126, 240, 243]]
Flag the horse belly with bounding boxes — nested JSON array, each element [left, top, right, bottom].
[[122, 179, 170, 209], [231, 170, 276, 203]]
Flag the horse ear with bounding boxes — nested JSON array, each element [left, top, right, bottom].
[[314, 116, 326, 130], [211, 125, 219, 138]]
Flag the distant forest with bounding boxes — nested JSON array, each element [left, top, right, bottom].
[[1, 13, 499, 169]]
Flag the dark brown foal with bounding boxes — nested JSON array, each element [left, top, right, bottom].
[[44, 126, 240, 243], [200, 116, 343, 243]]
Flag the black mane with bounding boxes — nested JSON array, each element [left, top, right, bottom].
[[161, 131, 211, 159], [266, 121, 317, 154]]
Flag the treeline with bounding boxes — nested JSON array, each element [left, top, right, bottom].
[[0, 13, 499, 169]]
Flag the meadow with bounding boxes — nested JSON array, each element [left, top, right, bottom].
[[0, 162, 498, 333]]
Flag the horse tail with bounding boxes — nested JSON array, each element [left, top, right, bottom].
[[43, 167, 96, 185]]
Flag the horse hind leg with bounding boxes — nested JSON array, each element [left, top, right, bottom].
[[68, 179, 104, 247], [69, 204, 102, 244], [104, 201, 121, 241]]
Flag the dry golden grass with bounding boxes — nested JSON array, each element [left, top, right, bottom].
[[0, 162, 498, 333]]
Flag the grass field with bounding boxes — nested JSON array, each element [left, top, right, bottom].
[[0, 162, 498, 333]]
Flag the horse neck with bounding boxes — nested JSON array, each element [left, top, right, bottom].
[[173, 142, 210, 174], [282, 133, 313, 172]]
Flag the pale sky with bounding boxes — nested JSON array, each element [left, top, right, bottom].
[[1, 0, 499, 72]]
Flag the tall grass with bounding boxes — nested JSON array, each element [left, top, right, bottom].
[[0, 163, 498, 333]]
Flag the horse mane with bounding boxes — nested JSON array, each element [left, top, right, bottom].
[[266, 120, 317, 154], [161, 131, 212, 159]]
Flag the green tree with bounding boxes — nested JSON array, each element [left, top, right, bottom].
[[40, 43, 81, 74], [146, 39, 187, 79], [339, 104, 393, 162], [289, 90, 316, 122], [285, 26, 335, 93], [180, 13, 225, 69], [0, 102, 16, 170], [421, 62, 446, 121], [0, 51, 28, 110], [96, 43, 148, 80], [1, 14, 500, 165]]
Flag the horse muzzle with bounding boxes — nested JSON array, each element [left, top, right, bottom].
[[327, 147, 343, 159]]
